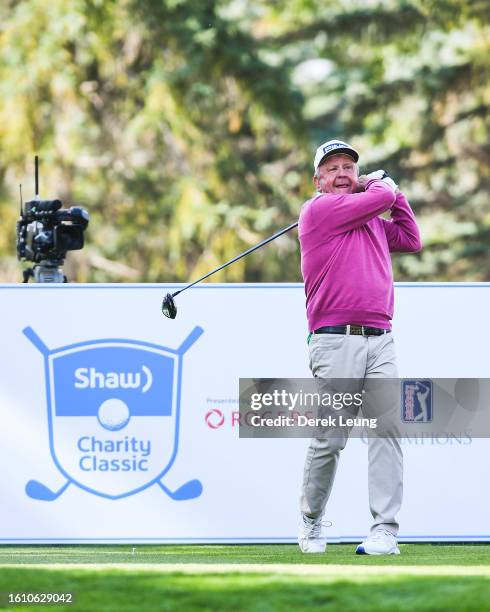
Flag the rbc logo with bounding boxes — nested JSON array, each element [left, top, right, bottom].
[[23, 326, 203, 501], [402, 380, 433, 423]]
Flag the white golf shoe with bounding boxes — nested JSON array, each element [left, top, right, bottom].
[[355, 529, 400, 555], [298, 514, 327, 553]]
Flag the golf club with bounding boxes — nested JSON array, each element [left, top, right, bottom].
[[26, 477, 203, 501], [26, 479, 71, 501], [157, 478, 203, 501], [162, 221, 298, 318]]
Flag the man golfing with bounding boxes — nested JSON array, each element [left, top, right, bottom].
[[298, 139, 421, 555]]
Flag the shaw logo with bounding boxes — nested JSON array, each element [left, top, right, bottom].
[[74, 366, 153, 392], [23, 325, 204, 502], [205, 409, 225, 429]]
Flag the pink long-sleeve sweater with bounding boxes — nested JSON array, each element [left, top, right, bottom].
[[298, 180, 422, 332]]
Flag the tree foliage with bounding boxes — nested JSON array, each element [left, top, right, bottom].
[[263, 0, 490, 279], [0, 0, 488, 282]]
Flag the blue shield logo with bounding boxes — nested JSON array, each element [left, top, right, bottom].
[[402, 379, 433, 423], [24, 326, 203, 501]]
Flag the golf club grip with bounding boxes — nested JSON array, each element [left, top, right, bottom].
[[181, 222, 299, 292]]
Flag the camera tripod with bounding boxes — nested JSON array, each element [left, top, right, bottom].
[[22, 259, 67, 283]]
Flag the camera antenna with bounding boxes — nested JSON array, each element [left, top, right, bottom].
[[34, 155, 39, 199]]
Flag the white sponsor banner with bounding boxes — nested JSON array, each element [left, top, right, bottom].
[[0, 283, 489, 543]]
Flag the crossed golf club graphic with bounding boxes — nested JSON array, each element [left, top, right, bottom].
[[23, 325, 203, 502]]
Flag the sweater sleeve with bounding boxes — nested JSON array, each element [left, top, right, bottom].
[[381, 191, 422, 253], [309, 180, 396, 235]]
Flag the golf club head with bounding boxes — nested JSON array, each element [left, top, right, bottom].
[[25, 480, 61, 501], [162, 293, 177, 319]]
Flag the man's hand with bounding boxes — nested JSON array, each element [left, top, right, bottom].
[[358, 171, 390, 192], [366, 170, 386, 181], [356, 175, 368, 192], [364, 170, 398, 193]]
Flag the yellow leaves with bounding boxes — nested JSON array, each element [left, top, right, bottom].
[[166, 180, 213, 274], [146, 81, 177, 117], [164, 179, 259, 282], [228, 110, 242, 133], [0, 201, 17, 253], [0, 97, 32, 156], [145, 79, 201, 143], [190, 230, 246, 283], [177, 182, 212, 239]]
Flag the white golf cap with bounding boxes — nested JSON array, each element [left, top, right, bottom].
[[314, 139, 359, 171]]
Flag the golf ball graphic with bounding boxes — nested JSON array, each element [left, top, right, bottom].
[[97, 398, 131, 431]]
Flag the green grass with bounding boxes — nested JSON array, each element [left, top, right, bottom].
[[1, 543, 490, 565], [1, 545, 490, 611]]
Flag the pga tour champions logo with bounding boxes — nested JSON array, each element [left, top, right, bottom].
[[23, 326, 203, 501], [402, 380, 433, 423]]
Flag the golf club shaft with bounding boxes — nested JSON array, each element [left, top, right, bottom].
[[173, 221, 298, 297]]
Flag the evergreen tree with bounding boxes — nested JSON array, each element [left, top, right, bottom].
[[0, 0, 488, 282], [263, 0, 490, 279], [0, 0, 306, 282]]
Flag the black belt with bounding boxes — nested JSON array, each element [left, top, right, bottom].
[[313, 325, 390, 336]]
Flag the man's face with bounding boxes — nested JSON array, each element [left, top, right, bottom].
[[313, 154, 358, 194]]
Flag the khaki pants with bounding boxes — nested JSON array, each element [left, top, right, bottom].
[[300, 332, 402, 536]]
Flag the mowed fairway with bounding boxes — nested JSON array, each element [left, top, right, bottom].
[[1, 544, 490, 611]]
